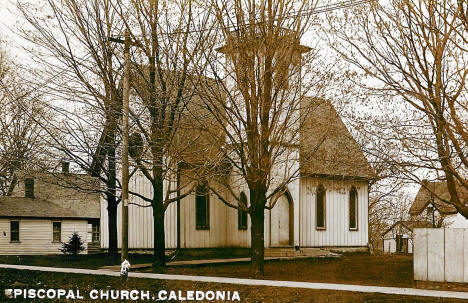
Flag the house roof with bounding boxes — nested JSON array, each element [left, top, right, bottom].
[[409, 181, 468, 216], [0, 197, 94, 219], [300, 97, 374, 180], [381, 220, 432, 237], [11, 171, 101, 219]]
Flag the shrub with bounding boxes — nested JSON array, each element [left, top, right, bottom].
[[60, 232, 85, 258]]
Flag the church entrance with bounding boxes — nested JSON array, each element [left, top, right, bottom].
[[270, 193, 293, 246]]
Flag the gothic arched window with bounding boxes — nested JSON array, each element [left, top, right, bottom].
[[316, 184, 326, 230], [349, 186, 358, 230], [195, 182, 210, 230]]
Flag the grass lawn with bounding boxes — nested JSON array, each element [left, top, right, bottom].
[[0, 268, 465, 303], [0, 253, 414, 287], [0, 253, 154, 269], [0, 249, 251, 270], [159, 253, 415, 288]]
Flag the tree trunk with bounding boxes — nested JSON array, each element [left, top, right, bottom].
[[152, 175, 166, 270], [106, 138, 118, 253], [107, 201, 118, 253], [433, 114, 468, 218], [249, 188, 266, 276]]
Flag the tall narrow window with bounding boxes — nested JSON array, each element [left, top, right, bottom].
[[196, 183, 210, 230], [349, 186, 358, 230], [238, 192, 248, 230], [316, 184, 326, 229], [10, 221, 19, 242], [92, 221, 100, 243], [53, 222, 62, 242]]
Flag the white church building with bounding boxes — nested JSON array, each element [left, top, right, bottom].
[[100, 27, 374, 252], [100, 97, 373, 251]]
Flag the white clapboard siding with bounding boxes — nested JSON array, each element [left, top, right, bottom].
[[0, 219, 88, 255], [299, 177, 368, 247]]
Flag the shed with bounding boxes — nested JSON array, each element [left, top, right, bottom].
[[382, 221, 431, 254]]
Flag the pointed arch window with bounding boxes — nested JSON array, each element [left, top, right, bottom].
[[195, 182, 210, 230], [238, 192, 248, 230], [316, 184, 326, 230], [349, 186, 358, 230]]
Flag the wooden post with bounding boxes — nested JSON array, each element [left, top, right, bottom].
[[121, 30, 130, 262]]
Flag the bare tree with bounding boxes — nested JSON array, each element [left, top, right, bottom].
[[115, 0, 213, 269], [0, 44, 50, 195], [328, 0, 468, 217], [17, 0, 124, 252], [191, 0, 334, 276]]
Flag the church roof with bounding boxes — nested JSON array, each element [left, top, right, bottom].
[[300, 97, 374, 180]]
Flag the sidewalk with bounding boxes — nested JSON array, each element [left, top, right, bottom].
[[1, 263, 468, 300], [99, 254, 337, 271], [99, 257, 252, 271]]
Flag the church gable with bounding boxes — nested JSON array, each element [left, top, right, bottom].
[[300, 97, 373, 180]]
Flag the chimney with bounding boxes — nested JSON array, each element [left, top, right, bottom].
[[62, 161, 70, 174], [25, 178, 34, 198]]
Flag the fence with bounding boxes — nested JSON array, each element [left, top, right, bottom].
[[414, 228, 468, 283]]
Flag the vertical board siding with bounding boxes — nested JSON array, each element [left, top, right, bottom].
[[445, 229, 463, 282], [415, 228, 468, 283], [0, 219, 88, 255], [101, 171, 177, 249], [101, 173, 369, 249], [299, 177, 368, 247], [414, 228, 428, 281], [179, 179, 250, 248], [427, 229, 445, 282]]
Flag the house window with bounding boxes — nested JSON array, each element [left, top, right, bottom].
[[53, 222, 62, 242], [10, 221, 19, 242], [349, 186, 358, 230], [92, 221, 100, 243], [238, 192, 248, 230], [195, 183, 210, 230], [316, 184, 326, 229]]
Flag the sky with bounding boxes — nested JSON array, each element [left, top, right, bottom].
[[0, 0, 29, 62], [0, 0, 421, 204]]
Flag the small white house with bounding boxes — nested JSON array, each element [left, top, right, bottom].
[[382, 221, 431, 254], [0, 167, 101, 255]]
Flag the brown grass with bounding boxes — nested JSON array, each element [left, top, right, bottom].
[[158, 253, 414, 288]]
